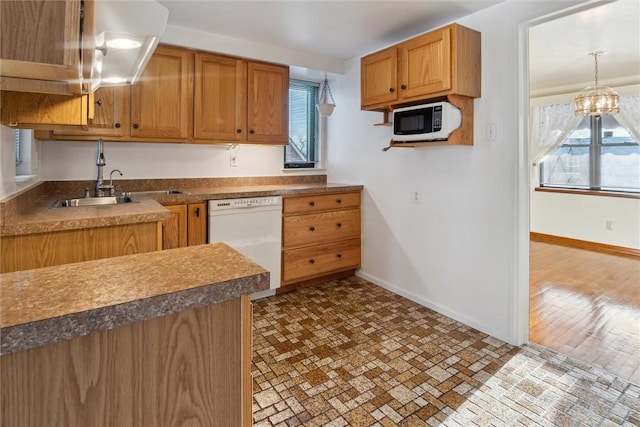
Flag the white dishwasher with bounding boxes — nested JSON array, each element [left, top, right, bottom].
[[208, 196, 281, 300]]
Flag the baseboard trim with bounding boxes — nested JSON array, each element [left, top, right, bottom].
[[530, 232, 640, 258]]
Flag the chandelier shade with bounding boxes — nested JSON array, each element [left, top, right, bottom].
[[574, 51, 619, 117]]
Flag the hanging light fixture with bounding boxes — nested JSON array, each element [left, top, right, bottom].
[[574, 51, 619, 117], [317, 73, 336, 117]]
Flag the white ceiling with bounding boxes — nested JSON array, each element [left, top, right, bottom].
[[159, 0, 502, 61], [529, 0, 640, 95], [156, 0, 640, 93]]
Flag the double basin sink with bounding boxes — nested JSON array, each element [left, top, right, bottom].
[[51, 190, 186, 208]]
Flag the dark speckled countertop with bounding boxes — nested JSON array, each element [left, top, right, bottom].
[[0, 176, 363, 236], [0, 243, 269, 355]]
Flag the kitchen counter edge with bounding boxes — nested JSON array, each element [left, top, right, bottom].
[[0, 243, 269, 355]]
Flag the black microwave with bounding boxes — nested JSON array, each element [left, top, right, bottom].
[[392, 102, 462, 141]]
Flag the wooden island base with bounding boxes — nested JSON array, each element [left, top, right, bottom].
[[1, 295, 253, 427]]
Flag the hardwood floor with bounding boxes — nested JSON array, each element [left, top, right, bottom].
[[529, 240, 640, 385]]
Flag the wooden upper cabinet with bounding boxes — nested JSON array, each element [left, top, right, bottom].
[[361, 23, 480, 111], [361, 47, 398, 108], [48, 86, 130, 137], [131, 45, 193, 139], [1, 91, 90, 129], [247, 62, 289, 144], [0, 0, 93, 96], [398, 27, 452, 99], [194, 53, 247, 141]]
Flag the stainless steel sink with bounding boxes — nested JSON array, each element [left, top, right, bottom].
[[51, 195, 137, 208]]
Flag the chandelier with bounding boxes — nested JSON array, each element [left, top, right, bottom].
[[574, 51, 619, 117]]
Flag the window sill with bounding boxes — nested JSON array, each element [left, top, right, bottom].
[[535, 187, 640, 200], [281, 167, 326, 174], [15, 174, 37, 183]]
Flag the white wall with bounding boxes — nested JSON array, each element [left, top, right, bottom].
[[326, 0, 584, 344], [532, 191, 640, 249], [40, 140, 305, 180]]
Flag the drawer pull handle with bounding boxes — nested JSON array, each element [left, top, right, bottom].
[[309, 201, 315, 207], [309, 259, 315, 264], [336, 223, 342, 228], [114, 123, 121, 128], [337, 254, 342, 259], [236, 129, 242, 134], [337, 199, 342, 204], [309, 226, 315, 232]]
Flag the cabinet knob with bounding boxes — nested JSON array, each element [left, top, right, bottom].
[[309, 201, 315, 207], [336, 199, 342, 204], [309, 259, 315, 264], [337, 254, 342, 259], [95, 99, 103, 107], [336, 223, 342, 228], [309, 226, 315, 232], [114, 123, 121, 129], [195, 207, 200, 217], [236, 129, 242, 134], [389, 87, 395, 93], [133, 123, 140, 129], [401, 84, 407, 90], [249, 129, 255, 134]]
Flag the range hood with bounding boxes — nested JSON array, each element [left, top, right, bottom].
[[93, 0, 169, 88]]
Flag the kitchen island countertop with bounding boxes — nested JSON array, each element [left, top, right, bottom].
[[0, 243, 269, 355]]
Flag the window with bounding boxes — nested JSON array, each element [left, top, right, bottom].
[[285, 80, 319, 168], [15, 129, 22, 166], [540, 114, 640, 193]]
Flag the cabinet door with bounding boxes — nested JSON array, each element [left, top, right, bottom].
[[51, 86, 130, 137], [0, 0, 84, 95], [131, 45, 192, 139], [360, 46, 398, 108], [162, 205, 188, 249], [194, 53, 247, 141], [247, 62, 289, 144], [398, 26, 451, 99], [187, 203, 207, 246], [0, 91, 89, 128]]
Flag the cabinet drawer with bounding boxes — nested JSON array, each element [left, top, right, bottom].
[[283, 209, 360, 248], [282, 238, 361, 284], [283, 192, 360, 214]]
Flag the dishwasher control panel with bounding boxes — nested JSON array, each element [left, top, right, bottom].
[[209, 196, 282, 211]]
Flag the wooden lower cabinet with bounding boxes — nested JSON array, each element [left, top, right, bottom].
[[161, 202, 207, 249], [0, 295, 254, 427], [0, 222, 159, 273], [281, 191, 361, 285]]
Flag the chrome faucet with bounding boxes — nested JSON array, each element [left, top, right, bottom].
[[94, 139, 123, 197]]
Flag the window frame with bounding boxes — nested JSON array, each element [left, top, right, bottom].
[[539, 115, 639, 194], [284, 79, 320, 169]]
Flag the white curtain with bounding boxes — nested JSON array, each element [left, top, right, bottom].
[[530, 95, 640, 167], [617, 95, 640, 142], [530, 103, 581, 166]]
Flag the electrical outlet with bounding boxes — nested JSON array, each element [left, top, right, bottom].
[[230, 153, 238, 167], [605, 220, 614, 231], [412, 191, 421, 204]]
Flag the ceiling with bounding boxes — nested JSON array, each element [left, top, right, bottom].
[[159, 0, 502, 61], [157, 0, 639, 93], [529, 0, 640, 95]]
